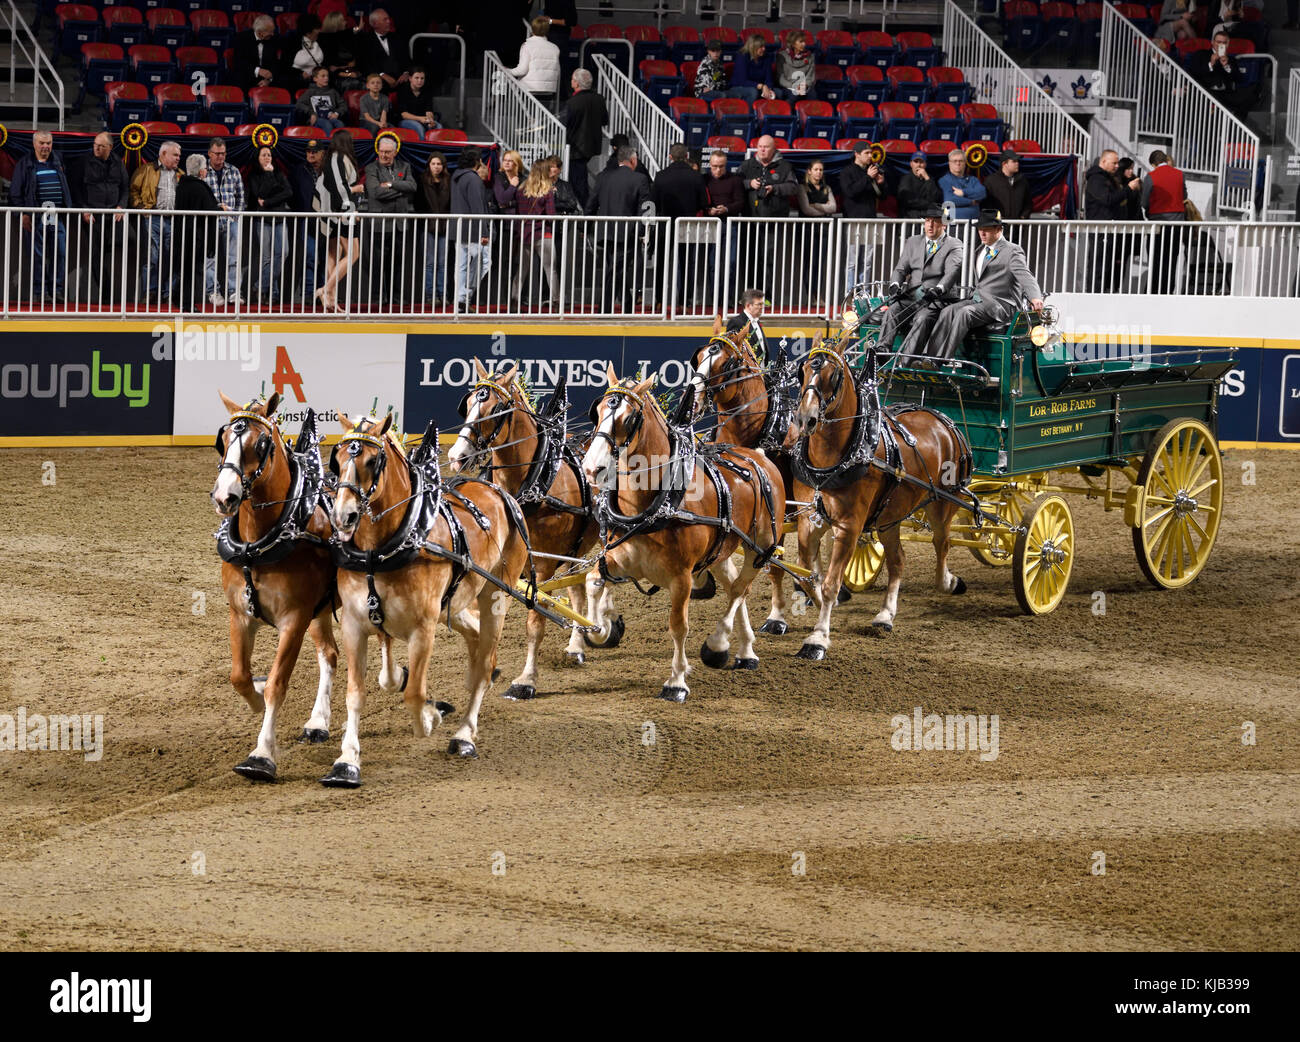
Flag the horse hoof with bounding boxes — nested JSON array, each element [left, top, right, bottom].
[[758, 618, 788, 636], [795, 643, 826, 661], [297, 728, 329, 744], [871, 620, 894, 636], [583, 614, 625, 649], [565, 651, 586, 666], [447, 738, 478, 759], [690, 572, 717, 600], [731, 657, 760, 670], [952, 575, 967, 595], [658, 685, 688, 703], [232, 755, 276, 782], [319, 762, 361, 788], [491, 667, 502, 684], [397, 665, 409, 691], [504, 683, 536, 701], [700, 641, 730, 669], [837, 585, 852, 604], [432, 700, 456, 716]]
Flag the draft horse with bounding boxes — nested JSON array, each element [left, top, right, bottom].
[[327, 412, 533, 785], [211, 392, 340, 782], [581, 365, 786, 702], [789, 338, 973, 659]]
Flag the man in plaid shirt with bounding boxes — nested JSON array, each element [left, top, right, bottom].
[[205, 138, 245, 305]]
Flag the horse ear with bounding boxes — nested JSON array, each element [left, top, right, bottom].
[[738, 319, 751, 343], [218, 390, 241, 415], [377, 412, 394, 436], [338, 410, 353, 433], [264, 392, 281, 416], [811, 334, 822, 353], [472, 357, 488, 380], [712, 313, 723, 335], [633, 374, 656, 397], [606, 363, 619, 386], [498, 361, 518, 384]]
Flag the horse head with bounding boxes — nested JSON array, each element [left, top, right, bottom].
[[448, 357, 522, 475], [793, 334, 854, 440], [581, 364, 657, 492], [211, 390, 284, 517], [692, 318, 757, 418], [329, 410, 396, 540]]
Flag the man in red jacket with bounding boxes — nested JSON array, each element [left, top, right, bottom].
[[1140, 150, 1187, 293]]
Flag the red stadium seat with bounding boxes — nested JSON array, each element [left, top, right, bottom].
[[248, 85, 290, 112], [585, 24, 623, 39], [1004, 138, 1042, 153], [231, 123, 258, 136], [638, 59, 676, 79], [426, 128, 468, 143], [835, 138, 872, 150], [707, 135, 747, 152], [710, 97, 750, 115], [748, 136, 788, 149], [348, 127, 373, 141], [186, 121, 229, 135], [387, 126, 419, 142], [669, 96, 707, 117], [740, 27, 775, 45], [188, 10, 229, 29], [283, 125, 326, 138], [233, 12, 258, 33], [790, 137, 831, 150], [141, 120, 182, 135], [275, 13, 297, 35], [919, 139, 954, 156], [880, 139, 915, 154], [624, 25, 661, 43], [344, 88, 364, 124], [702, 26, 738, 44]]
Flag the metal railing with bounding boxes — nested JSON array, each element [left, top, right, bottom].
[[1287, 68, 1300, 155], [481, 50, 571, 175], [409, 33, 467, 131], [579, 2, 689, 31], [1098, 1, 1258, 218], [3, 208, 1297, 321], [3, 0, 66, 130], [694, 1, 898, 29], [579, 36, 634, 79], [592, 53, 683, 179]]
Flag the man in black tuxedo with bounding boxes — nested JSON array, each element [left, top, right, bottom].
[[360, 8, 410, 89], [232, 15, 286, 91]]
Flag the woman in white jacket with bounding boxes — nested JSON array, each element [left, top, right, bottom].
[[509, 16, 562, 104]]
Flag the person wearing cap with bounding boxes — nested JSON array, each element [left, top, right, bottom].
[[877, 204, 964, 354], [288, 140, 327, 304], [939, 148, 985, 223], [982, 149, 1032, 228], [924, 209, 1044, 363], [896, 151, 942, 219]]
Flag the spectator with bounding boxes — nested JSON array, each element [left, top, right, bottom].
[[655, 142, 708, 307], [365, 134, 416, 306], [694, 38, 729, 102], [289, 139, 327, 304], [1214, 0, 1266, 48], [247, 145, 292, 305], [939, 148, 985, 222], [1153, 0, 1196, 51], [130, 139, 182, 304], [896, 150, 942, 218], [394, 66, 441, 135], [797, 158, 837, 216], [731, 33, 779, 102], [75, 131, 130, 304], [774, 29, 816, 100], [296, 66, 346, 138], [725, 288, 769, 363], [547, 154, 581, 215], [291, 14, 326, 82], [738, 135, 797, 216], [982, 149, 1032, 227], [1194, 31, 1255, 121], [359, 73, 391, 133], [1117, 157, 1143, 219], [232, 15, 285, 91], [587, 145, 651, 216], [703, 148, 744, 295], [561, 68, 606, 209], [493, 149, 524, 214], [319, 11, 360, 90], [513, 160, 558, 308], [175, 154, 221, 311], [317, 130, 363, 309], [840, 141, 888, 292], [586, 144, 651, 312], [510, 16, 562, 106], [361, 9, 409, 90], [1084, 149, 1141, 292], [1141, 149, 1188, 292], [10, 130, 72, 303], [418, 152, 452, 306], [365, 135, 416, 213], [452, 145, 494, 309], [205, 137, 245, 307]]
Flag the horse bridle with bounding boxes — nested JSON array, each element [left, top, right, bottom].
[[590, 384, 656, 455], [330, 430, 389, 518], [457, 378, 520, 474], [214, 409, 279, 502], [801, 344, 850, 424]]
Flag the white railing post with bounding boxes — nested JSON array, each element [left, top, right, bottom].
[[482, 50, 570, 174], [592, 53, 684, 179]]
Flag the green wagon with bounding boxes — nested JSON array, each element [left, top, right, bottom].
[[839, 296, 1236, 615]]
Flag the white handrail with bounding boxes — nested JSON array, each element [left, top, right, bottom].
[[1098, 2, 1258, 218], [409, 34, 467, 131], [591, 53, 683, 179], [1287, 68, 1300, 155], [3, 0, 66, 130], [481, 50, 571, 176]]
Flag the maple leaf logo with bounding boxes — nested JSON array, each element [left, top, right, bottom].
[[1071, 75, 1092, 99], [1038, 74, 1057, 97]]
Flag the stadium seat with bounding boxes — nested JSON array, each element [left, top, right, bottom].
[[128, 44, 174, 86], [248, 85, 293, 128], [896, 31, 940, 70], [816, 29, 856, 69], [1003, 1, 1044, 53], [141, 119, 181, 136], [880, 139, 915, 155], [189, 10, 232, 53], [919, 139, 955, 157], [79, 42, 127, 105], [961, 103, 1006, 144], [886, 66, 927, 106], [878, 101, 923, 142], [927, 67, 972, 107], [102, 7, 147, 49], [344, 88, 364, 125], [274, 12, 297, 35], [754, 98, 798, 140], [283, 124, 326, 139], [1174, 37, 1214, 65], [638, 59, 681, 111], [625, 24, 667, 64], [813, 64, 847, 105], [670, 96, 712, 147], [1075, 3, 1104, 53], [387, 126, 419, 142], [348, 127, 373, 141], [710, 97, 753, 140], [748, 136, 788, 150], [740, 27, 775, 46], [835, 137, 870, 151], [426, 128, 467, 143], [795, 99, 838, 140], [847, 65, 888, 107], [147, 8, 188, 49], [203, 83, 245, 128], [665, 26, 703, 65], [176, 45, 219, 92], [701, 25, 740, 61], [1004, 138, 1042, 154], [679, 60, 700, 95], [232, 11, 257, 33], [231, 122, 257, 136], [105, 80, 152, 130], [790, 137, 831, 151], [56, 4, 102, 61], [154, 82, 203, 126], [920, 102, 963, 142], [855, 31, 896, 69], [186, 121, 229, 135], [707, 134, 747, 156], [1040, 2, 1078, 53], [836, 100, 879, 141], [1115, 3, 1155, 35]]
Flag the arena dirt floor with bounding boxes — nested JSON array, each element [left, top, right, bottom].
[[0, 444, 1297, 951]]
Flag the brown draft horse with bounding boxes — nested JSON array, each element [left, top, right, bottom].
[[447, 359, 602, 700], [789, 336, 971, 659], [581, 365, 786, 701], [688, 316, 798, 635], [327, 412, 531, 785], [211, 392, 339, 782]]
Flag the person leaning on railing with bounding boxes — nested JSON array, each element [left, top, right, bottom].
[[417, 151, 452, 307], [74, 131, 130, 305], [1084, 149, 1142, 294], [248, 145, 293, 307], [451, 144, 494, 309], [896, 150, 942, 219], [365, 133, 417, 308], [175, 154, 221, 313], [9, 130, 72, 304], [1141, 150, 1188, 293], [130, 139, 181, 305]]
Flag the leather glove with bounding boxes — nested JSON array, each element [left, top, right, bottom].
[[925, 284, 945, 301], [887, 281, 902, 298]]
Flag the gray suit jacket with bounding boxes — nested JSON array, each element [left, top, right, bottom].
[[891, 233, 963, 295], [364, 157, 417, 214], [969, 236, 1042, 315]]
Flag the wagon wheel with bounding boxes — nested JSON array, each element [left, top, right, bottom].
[[843, 531, 885, 591], [1012, 494, 1075, 615], [959, 480, 1040, 567], [1130, 418, 1223, 590]]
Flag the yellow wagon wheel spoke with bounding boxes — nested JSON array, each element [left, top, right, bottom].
[[959, 478, 1043, 568], [1013, 494, 1074, 615], [843, 531, 885, 592]]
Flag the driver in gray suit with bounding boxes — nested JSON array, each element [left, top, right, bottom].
[[924, 208, 1044, 362], [878, 203, 964, 355]]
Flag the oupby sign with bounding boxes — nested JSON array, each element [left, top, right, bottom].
[[169, 325, 405, 438]]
